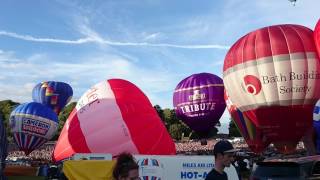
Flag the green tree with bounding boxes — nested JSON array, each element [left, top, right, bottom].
[[169, 123, 184, 140], [154, 105, 165, 122], [163, 108, 174, 129], [0, 100, 20, 142], [229, 118, 242, 137]]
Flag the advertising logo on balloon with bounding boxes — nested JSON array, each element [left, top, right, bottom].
[[188, 90, 206, 101], [22, 117, 50, 136], [242, 75, 262, 95], [138, 158, 164, 180]]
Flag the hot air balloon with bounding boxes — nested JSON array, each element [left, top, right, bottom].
[[223, 24, 320, 153], [225, 91, 269, 153], [32, 81, 73, 115], [313, 99, 320, 154], [9, 102, 58, 155], [173, 73, 226, 137], [53, 79, 176, 162]]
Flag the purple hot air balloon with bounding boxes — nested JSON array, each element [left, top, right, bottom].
[[173, 73, 226, 137]]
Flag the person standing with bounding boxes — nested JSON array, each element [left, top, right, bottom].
[[205, 140, 237, 180]]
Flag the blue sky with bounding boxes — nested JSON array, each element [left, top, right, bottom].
[[0, 0, 319, 133]]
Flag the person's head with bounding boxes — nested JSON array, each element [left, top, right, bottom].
[[113, 152, 140, 180], [213, 140, 237, 168]]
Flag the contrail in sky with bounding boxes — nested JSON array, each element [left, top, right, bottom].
[[0, 30, 230, 49]]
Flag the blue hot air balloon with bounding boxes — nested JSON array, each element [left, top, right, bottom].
[[32, 81, 73, 114], [9, 102, 58, 155], [173, 73, 226, 137], [313, 100, 320, 154]]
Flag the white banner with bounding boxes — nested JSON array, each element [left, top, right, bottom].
[[134, 155, 239, 180]]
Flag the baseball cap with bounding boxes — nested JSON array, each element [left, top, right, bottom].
[[213, 140, 238, 155]]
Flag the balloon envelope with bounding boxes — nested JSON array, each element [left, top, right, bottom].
[[313, 99, 320, 154], [32, 81, 73, 114], [173, 73, 226, 137], [225, 91, 269, 153], [223, 24, 320, 153], [53, 79, 176, 162], [9, 102, 58, 155]]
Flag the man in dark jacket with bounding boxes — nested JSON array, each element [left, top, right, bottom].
[[205, 140, 237, 180]]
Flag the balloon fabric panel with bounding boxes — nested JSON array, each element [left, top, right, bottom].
[[108, 79, 176, 155], [53, 109, 91, 162]]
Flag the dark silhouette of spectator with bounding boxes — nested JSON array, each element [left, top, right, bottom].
[[112, 152, 139, 180], [0, 114, 8, 180]]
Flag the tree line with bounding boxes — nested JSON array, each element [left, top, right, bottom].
[[0, 100, 241, 142]]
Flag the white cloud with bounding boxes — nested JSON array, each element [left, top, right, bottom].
[[76, 17, 105, 43], [0, 31, 94, 44], [0, 49, 17, 62], [0, 49, 180, 107], [0, 83, 33, 103], [0, 30, 229, 49], [142, 32, 162, 41]]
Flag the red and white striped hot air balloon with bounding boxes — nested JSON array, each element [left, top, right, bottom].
[[223, 24, 320, 153], [53, 79, 176, 162]]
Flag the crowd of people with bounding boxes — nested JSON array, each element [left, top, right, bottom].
[[3, 139, 312, 180], [6, 139, 248, 163], [6, 143, 55, 166], [4, 138, 309, 166]]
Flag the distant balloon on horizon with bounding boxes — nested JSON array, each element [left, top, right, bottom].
[[173, 72, 226, 138], [32, 81, 73, 115]]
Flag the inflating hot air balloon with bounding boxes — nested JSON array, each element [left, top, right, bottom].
[[225, 91, 269, 153], [32, 81, 73, 115], [223, 24, 320, 153], [173, 73, 226, 137], [53, 79, 176, 162], [9, 102, 58, 155]]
